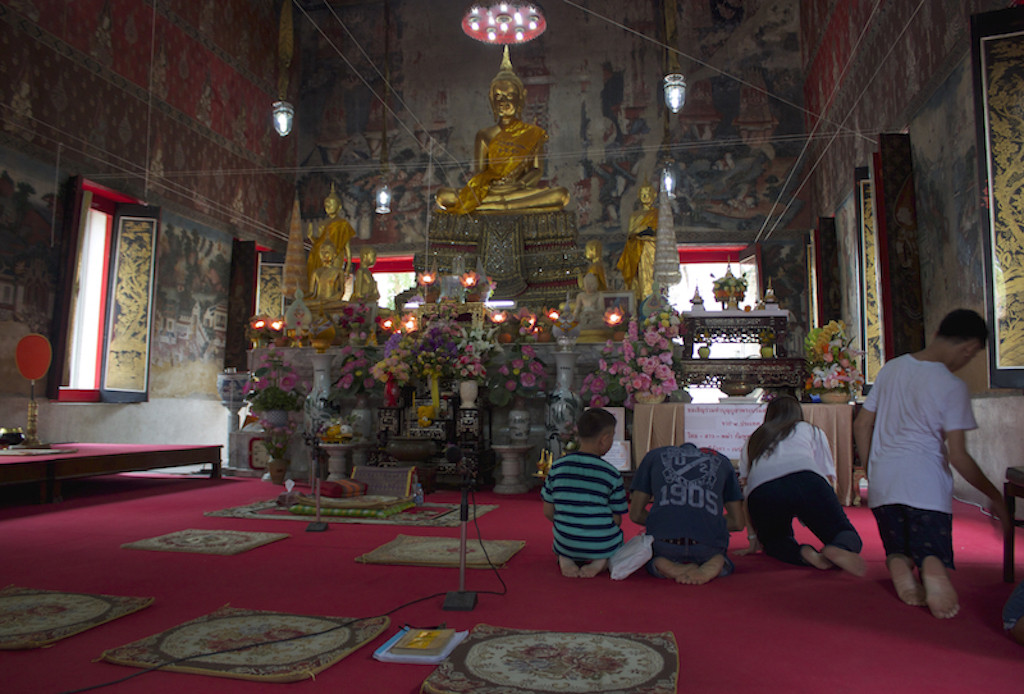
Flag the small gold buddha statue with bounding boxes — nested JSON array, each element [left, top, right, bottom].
[[350, 246, 380, 304], [435, 46, 569, 215], [307, 241, 346, 304], [308, 183, 355, 285], [578, 239, 609, 291], [616, 181, 658, 304]]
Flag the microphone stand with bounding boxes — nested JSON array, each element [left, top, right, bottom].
[[443, 446, 477, 611]]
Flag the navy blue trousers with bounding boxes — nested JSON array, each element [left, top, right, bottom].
[[746, 470, 862, 566]]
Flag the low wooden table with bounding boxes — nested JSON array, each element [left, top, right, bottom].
[[0, 443, 222, 502]]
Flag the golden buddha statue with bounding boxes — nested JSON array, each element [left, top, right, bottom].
[[350, 246, 380, 304], [617, 182, 658, 303], [578, 239, 609, 291], [308, 183, 355, 284], [307, 240, 346, 304], [435, 46, 569, 214]]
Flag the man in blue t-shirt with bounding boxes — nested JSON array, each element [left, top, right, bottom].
[[542, 408, 627, 578], [629, 443, 745, 584]]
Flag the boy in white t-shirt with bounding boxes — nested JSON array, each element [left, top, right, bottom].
[[854, 309, 1010, 619]]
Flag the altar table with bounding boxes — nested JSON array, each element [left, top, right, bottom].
[[0, 443, 222, 502], [632, 403, 856, 506]]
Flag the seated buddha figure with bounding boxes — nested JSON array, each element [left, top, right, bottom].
[[435, 46, 569, 215], [350, 246, 380, 304], [578, 239, 609, 291], [307, 241, 346, 304], [308, 183, 355, 285], [616, 181, 658, 304]]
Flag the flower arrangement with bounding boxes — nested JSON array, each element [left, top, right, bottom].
[[454, 325, 498, 382], [412, 319, 462, 380], [334, 302, 374, 343], [641, 306, 683, 339], [712, 264, 748, 307], [581, 318, 678, 408], [245, 349, 306, 412], [327, 345, 380, 405], [371, 332, 416, 386], [514, 307, 539, 341], [487, 343, 549, 407], [804, 320, 865, 395], [259, 422, 292, 460]]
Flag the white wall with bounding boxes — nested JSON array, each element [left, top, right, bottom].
[[958, 394, 1024, 519]]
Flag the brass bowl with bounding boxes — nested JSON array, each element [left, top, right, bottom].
[[0, 427, 25, 447], [719, 381, 754, 397]]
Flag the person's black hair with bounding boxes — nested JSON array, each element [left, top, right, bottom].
[[746, 395, 804, 465], [577, 408, 617, 439], [937, 309, 988, 346]]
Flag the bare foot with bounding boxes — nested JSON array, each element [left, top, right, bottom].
[[823, 545, 866, 577], [800, 545, 835, 570], [653, 557, 694, 582], [921, 557, 959, 619], [887, 554, 926, 607], [558, 555, 580, 578], [578, 558, 608, 578], [679, 555, 726, 585]]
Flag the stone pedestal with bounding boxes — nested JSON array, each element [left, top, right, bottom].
[[320, 441, 374, 481], [492, 443, 534, 494]]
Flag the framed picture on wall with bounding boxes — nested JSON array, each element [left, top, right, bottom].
[[972, 6, 1024, 387], [855, 167, 885, 389]]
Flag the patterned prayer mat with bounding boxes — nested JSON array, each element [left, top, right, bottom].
[[355, 535, 526, 569], [421, 624, 678, 694], [0, 585, 153, 650], [121, 529, 290, 556], [206, 500, 497, 527], [101, 605, 389, 683]]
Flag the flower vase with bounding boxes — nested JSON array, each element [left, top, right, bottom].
[[508, 396, 531, 445], [267, 457, 288, 484], [546, 350, 582, 460], [459, 380, 479, 409], [351, 393, 373, 441], [819, 390, 850, 404], [305, 352, 334, 436]]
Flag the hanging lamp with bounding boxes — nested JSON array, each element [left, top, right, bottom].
[[273, 0, 294, 136]]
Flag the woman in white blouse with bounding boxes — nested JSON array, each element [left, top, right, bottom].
[[738, 395, 865, 575]]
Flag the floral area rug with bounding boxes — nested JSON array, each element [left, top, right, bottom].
[[421, 624, 678, 694], [355, 535, 525, 569], [121, 529, 290, 555], [206, 500, 497, 527], [0, 585, 153, 649], [101, 605, 388, 683]]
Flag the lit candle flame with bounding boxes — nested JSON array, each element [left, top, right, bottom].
[[604, 308, 624, 327], [460, 271, 479, 288], [490, 310, 507, 324]]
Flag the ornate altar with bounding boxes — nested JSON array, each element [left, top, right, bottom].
[[417, 210, 585, 304], [679, 307, 806, 391]]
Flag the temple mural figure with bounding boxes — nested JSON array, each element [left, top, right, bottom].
[[435, 46, 569, 215]]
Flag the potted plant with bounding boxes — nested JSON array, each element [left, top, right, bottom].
[[244, 349, 306, 483]]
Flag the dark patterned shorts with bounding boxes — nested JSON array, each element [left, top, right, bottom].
[[872, 504, 954, 569]]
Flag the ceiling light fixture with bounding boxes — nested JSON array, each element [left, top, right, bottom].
[[463, 3, 546, 44]]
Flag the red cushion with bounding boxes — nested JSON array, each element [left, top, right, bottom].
[[319, 479, 367, 498]]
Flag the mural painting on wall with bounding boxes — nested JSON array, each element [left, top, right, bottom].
[[294, 1, 804, 272], [150, 213, 231, 396], [0, 152, 58, 339], [977, 27, 1024, 371], [910, 60, 985, 312], [760, 239, 807, 355], [856, 173, 884, 385]]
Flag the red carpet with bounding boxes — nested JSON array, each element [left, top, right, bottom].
[[1, 473, 1022, 693]]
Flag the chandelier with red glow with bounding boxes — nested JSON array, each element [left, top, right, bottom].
[[462, 3, 547, 44]]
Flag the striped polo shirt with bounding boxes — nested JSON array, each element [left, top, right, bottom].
[[541, 452, 627, 560]]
